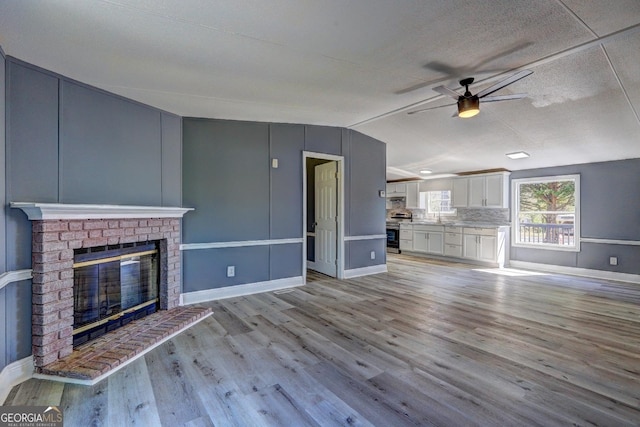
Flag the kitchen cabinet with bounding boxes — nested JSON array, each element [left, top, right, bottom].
[[398, 223, 508, 267], [452, 178, 468, 207], [386, 182, 406, 196], [452, 172, 509, 208], [419, 178, 452, 192], [462, 227, 507, 267], [399, 225, 413, 251], [468, 173, 509, 208], [405, 181, 421, 209], [412, 225, 443, 255], [444, 226, 463, 257]]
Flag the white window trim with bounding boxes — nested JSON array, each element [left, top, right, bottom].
[[422, 190, 457, 215], [511, 174, 580, 252]]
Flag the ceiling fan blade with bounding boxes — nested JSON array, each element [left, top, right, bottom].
[[432, 85, 460, 99], [481, 93, 527, 102], [395, 79, 437, 95], [470, 42, 534, 70], [476, 70, 533, 98], [424, 61, 461, 76], [408, 103, 457, 115]]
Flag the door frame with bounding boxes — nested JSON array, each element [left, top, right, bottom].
[[302, 151, 345, 282]]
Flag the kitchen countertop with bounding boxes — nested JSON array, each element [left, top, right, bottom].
[[399, 221, 510, 228]]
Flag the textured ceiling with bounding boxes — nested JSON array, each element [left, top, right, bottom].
[[1, 0, 639, 180]]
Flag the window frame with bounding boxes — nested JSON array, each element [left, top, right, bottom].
[[421, 190, 457, 216], [511, 174, 580, 252]]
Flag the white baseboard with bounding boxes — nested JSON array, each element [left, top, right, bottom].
[[181, 276, 304, 304], [0, 356, 34, 404], [509, 261, 640, 284], [343, 264, 388, 279]]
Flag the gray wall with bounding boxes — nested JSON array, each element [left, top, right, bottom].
[[510, 158, 640, 274], [0, 54, 386, 372], [346, 130, 387, 269], [182, 118, 386, 291], [1, 57, 182, 371], [1, 46, 7, 371]]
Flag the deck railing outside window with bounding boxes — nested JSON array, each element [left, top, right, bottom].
[[518, 222, 575, 246]]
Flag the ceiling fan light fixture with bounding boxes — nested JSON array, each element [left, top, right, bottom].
[[458, 96, 480, 118]]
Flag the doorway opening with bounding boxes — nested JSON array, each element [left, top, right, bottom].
[[303, 151, 344, 282]]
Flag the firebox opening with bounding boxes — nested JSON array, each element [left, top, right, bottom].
[[73, 240, 161, 347]]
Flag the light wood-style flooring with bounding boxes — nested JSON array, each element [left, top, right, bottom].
[[4, 254, 640, 426]]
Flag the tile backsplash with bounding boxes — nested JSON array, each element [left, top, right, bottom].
[[456, 208, 510, 224], [387, 207, 510, 225]]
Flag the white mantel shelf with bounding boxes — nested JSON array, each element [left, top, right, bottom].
[[10, 202, 194, 220]]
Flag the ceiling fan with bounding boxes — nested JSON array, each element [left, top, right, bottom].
[[408, 69, 533, 118]]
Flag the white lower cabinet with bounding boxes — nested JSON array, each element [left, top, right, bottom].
[[399, 226, 413, 251], [399, 223, 507, 266], [462, 227, 506, 267], [463, 234, 496, 260], [444, 243, 463, 257], [412, 225, 443, 255], [444, 226, 463, 257], [427, 232, 444, 254]]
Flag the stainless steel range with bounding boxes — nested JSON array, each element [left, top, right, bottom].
[[386, 222, 400, 253], [386, 212, 412, 253]]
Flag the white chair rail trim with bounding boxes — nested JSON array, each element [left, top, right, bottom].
[[344, 234, 387, 241], [181, 238, 303, 250], [0, 270, 33, 291]]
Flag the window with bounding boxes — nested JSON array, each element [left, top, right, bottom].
[[421, 190, 456, 215], [512, 174, 580, 250]]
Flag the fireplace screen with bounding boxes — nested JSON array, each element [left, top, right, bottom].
[[73, 242, 159, 347]]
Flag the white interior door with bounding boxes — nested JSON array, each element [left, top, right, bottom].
[[314, 161, 338, 277]]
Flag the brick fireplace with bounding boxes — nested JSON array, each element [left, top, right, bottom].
[[11, 203, 194, 371]]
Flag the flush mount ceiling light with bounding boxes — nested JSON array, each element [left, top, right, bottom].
[[506, 151, 530, 159], [419, 169, 433, 174]]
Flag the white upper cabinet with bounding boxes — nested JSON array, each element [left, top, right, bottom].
[[452, 172, 509, 208], [405, 181, 420, 208], [452, 178, 469, 207], [468, 176, 486, 207], [386, 182, 407, 196], [484, 173, 507, 207], [419, 178, 452, 192]]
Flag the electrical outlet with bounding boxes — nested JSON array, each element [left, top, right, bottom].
[[609, 256, 618, 266], [370, 250, 376, 260], [227, 265, 235, 277]]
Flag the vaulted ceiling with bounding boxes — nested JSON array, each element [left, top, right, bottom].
[[1, 1, 639, 180]]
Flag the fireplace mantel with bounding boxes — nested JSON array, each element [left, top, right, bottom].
[[11, 202, 193, 220]]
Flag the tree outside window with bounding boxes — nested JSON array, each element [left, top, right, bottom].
[[513, 175, 579, 250]]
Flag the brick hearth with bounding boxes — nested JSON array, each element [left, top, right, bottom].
[[39, 306, 212, 381], [31, 217, 182, 369]]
